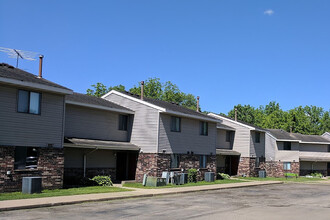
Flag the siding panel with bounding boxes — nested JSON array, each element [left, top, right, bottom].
[[0, 85, 65, 148], [158, 113, 216, 154], [65, 104, 129, 141], [103, 93, 159, 153]]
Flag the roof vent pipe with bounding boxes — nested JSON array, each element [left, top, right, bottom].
[[235, 108, 238, 121], [140, 81, 144, 100], [196, 96, 200, 112], [38, 55, 44, 78]]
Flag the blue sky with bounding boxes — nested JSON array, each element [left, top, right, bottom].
[[1, 1, 329, 114]]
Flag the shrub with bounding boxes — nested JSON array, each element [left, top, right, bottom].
[[310, 172, 323, 178], [90, 175, 113, 186], [284, 173, 298, 178], [188, 169, 198, 183], [217, 173, 230, 180]]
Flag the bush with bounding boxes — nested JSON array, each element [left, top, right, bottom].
[[217, 173, 230, 180], [284, 173, 298, 178], [310, 172, 323, 178], [90, 175, 113, 186], [188, 169, 198, 183]]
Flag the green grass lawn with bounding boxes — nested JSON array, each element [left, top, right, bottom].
[[0, 186, 131, 201], [123, 179, 244, 189], [237, 177, 325, 182]]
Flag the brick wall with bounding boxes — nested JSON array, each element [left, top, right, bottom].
[[135, 153, 216, 182], [236, 157, 300, 177], [0, 146, 64, 193]]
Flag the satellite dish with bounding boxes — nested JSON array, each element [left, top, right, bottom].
[[0, 47, 39, 67]]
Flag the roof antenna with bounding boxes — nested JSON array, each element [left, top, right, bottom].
[[0, 47, 39, 68]]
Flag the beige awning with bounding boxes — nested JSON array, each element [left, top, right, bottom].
[[299, 152, 330, 162], [64, 138, 140, 151], [216, 149, 241, 156]]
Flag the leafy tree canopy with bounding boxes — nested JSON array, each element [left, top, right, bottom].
[[226, 102, 329, 135], [86, 78, 199, 110]]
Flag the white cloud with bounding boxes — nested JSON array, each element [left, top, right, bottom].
[[264, 9, 274, 16]]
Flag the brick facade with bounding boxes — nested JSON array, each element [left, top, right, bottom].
[[236, 157, 300, 177], [0, 146, 64, 193], [135, 153, 216, 182]]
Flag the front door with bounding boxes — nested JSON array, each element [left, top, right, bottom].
[[116, 151, 138, 181], [328, 162, 330, 176]]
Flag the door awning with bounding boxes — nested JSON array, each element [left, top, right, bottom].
[[64, 137, 140, 151], [216, 149, 241, 156]]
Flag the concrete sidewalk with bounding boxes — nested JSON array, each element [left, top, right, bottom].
[[0, 181, 282, 212]]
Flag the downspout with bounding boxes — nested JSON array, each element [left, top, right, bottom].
[[83, 148, 98, 178]]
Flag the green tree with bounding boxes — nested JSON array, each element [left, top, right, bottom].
[[86, 83, 109, 97], [86, 77, 199, 110]]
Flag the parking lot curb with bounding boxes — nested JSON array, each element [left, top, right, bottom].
[[0, 181, 283, 212]]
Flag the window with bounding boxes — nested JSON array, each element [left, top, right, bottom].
[[118, 115, 128, 131], [283, 142, 291, 150], [14, 147, 38, 170], [199, 155, 207, 168], [17, 90, 41, 114], [171, 116, 181, 132], [200, 121, 208, 136], [226, 131, 234, 142], [170, 154, 180, 168], [283, 162, 291, 170], [328, 145, 330, 153], [255, 132, 260, 143]]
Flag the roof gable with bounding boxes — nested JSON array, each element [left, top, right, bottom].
[[103, 90, 219, 122]]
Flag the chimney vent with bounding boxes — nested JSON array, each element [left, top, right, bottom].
[[38, 55, 44, 78], [140, 81, 144, 100], [196, 96, 200, 112], [234, 108, 238, 121]]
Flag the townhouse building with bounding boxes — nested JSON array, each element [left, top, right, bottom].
[[0, 63, 72, 192], [102, 90, 219, 182]]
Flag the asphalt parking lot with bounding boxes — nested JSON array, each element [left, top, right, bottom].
[[1, 183, 330, 220]]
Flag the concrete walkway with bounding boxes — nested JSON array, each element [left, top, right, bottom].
[[0, 181, 282, 212]]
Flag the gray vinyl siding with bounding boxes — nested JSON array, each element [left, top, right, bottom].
[[216, 129, 233, 149], [158, 113, 216, 155], [0, 84, 65, 148], [275, 141, 299, 162], [299, 143, 328, 152], [65, 104, 130, 142], [250, 131, 265, 157], [265, 133, 276, 161], [103, 93, 159, 153], [322, 133, 330, 140], [215, 120, 251, 157]]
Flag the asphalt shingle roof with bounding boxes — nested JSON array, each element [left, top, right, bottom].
[[267, 129, 298, 140], [0, 63, 71, 90], [213, 113, 267, 131], [118, 91, 217, 121], [66, 92, 132, 112], [267, 129, 330, 143]]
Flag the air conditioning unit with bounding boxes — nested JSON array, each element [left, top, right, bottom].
[[22, 177, 42, 194], [205, 172, 215, 182], [259, 170, 267, 178], [180, 173, 188, 184], [162, 172, 170, 184]]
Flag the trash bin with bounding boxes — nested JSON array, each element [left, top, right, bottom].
[[205, 172, 215, 182], [22, 177, 42, 194]]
